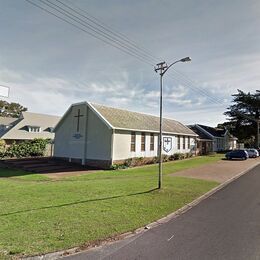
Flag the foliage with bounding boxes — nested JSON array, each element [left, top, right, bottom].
[[1, 139, 50, 158], [0, 140, 6, 156], [0, 100, 27, 118], [172, 153, 185, 160], [222, 89, 260, 147], [110, 153, 193, 170]]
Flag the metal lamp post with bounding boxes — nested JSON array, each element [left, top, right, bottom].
[[256, 90, 260, 148], [155, 57, 191, 189]]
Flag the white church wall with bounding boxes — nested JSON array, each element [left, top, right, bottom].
[[85, 108, 112, 161], [54, 104, 87, 160], [54, 104, 112, 166], [112, 130, 159, 161], [112, 131, 196, 161]]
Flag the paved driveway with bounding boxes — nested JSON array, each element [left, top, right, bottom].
[[170, 157, 260, 183]]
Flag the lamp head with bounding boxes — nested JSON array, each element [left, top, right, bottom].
[[180, 57, 191, 62]]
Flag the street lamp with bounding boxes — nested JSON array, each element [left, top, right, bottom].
[[256, 90, 260, 148], [155, 57, 191, 189]]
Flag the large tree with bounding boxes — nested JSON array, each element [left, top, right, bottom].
[[0, 100, 27, 118], [222, 89, 260, 147]]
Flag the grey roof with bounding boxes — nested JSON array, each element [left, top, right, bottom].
[[0, 112, 61, 140], [91, 103, 196, 136], [188, 125, 213, 141], [197, 124, 226, 138], [0, 117, 19, 126]]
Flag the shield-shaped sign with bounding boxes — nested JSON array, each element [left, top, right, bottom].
[[163, 137, 172, 153]]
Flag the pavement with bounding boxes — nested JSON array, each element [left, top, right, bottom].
[[62, 163, 260, 260], [170, 157, 260, 183]]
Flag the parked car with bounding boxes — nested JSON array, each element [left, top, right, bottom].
[[225, 150, 249, 160], [246, 149, 259, 158]]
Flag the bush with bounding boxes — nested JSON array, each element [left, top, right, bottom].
[[185, 152, 193, 158], [162, 154, 170, 162], [2, 139, 50, 158], [0, 139, 6, 157]]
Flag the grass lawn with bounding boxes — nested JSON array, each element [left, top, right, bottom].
[[0, 154, 222, 258]]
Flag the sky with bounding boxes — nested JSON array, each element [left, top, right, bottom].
[[0, 0, 259, 126]]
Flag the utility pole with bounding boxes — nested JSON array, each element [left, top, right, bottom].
[[256, 90, 260, 148], [154, 57, 191, 189], [154, 62, 167, 189]]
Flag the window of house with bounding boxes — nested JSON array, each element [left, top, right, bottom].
[[188, 137, 190, 149], [177, 136, 180, 149], [130, 132, 136, 152], [141, 132, 146, 151], [150, 133, 154, 151], [183, 136, 186, 149], [28, 126, 41, 133]]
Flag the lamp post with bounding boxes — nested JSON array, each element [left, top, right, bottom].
[[155, 57, 191, 189], [256, 90, 260, 148]]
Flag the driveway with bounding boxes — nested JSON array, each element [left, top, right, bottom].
[[170, 157, 260, 183]]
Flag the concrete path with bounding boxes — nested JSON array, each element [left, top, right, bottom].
[[170, 157, 260, 183], [63, 164, 260, 260]]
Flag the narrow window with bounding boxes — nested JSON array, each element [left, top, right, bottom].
[[131, 132, 136, 152], [141, 132, 146, 151], [188, 137, 190, 149], [178, 136, 180, 150], [183, 136, 186, 149], [150, 133, 154, 151]]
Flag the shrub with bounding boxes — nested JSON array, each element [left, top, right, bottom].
[[0, 139, 6, 158], [185, 152, 193, 158], [162, 154, 170, 162], [3, 138, 50, 158]]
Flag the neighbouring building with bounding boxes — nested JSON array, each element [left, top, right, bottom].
[[54, 102, 198, 169], [188, 124, 237, 153], [0, 112, 61, 145]]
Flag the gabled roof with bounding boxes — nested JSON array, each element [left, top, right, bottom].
[[188, 125, 213, 141], [0, 116, 20, 126], [0, 112, 61, 140], [197, 124, 226, 138], [56, 102, 197, 136]]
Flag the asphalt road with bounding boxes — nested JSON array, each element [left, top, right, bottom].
[[63, 164, 260, 260]]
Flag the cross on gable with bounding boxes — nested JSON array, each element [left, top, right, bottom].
[[74, 109, 84, 132]]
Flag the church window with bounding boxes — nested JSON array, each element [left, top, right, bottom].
[[141, 132, 146, 151], [150, 133, 154, 151], [131, 132, 136, 152]]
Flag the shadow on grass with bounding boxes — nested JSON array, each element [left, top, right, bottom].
[[0, 188, 159, 217], [0, 168, 36, 178]]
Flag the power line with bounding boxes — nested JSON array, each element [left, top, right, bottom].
[[39, 0, 157, 64], [24, 0, 154, 66], [24, 0, 228, 109], [57, 0, 159, 64], [55, 0, 229, 106]]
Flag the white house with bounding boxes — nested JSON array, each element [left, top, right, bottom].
[[0, 112, 61, 145], [189, 124, 237, 152], [54, 102, 197, 169]]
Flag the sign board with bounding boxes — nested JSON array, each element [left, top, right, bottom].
[[0, 85, 10, 98], [163, 137, 172, 153]]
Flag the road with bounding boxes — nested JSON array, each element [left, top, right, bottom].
[[63, 164, 260, 260]]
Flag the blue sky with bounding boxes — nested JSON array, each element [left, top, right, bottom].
[[0, 0, 259, 125]]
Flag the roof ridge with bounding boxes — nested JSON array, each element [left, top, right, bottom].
[[22, 111, 61, 118], [90, 102, 180, 122]]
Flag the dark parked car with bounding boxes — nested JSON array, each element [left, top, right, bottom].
[[225, 150, 249, 160]]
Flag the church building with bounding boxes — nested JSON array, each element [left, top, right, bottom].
[[54, 102, 197, 169]]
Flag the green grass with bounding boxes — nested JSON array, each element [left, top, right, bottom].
[[0, 155, 222, 258]]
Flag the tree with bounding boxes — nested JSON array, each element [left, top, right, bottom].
[[0, 100, 27, 118], [223, 89, 260, 147]]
